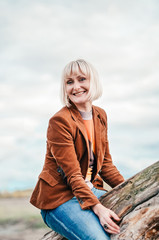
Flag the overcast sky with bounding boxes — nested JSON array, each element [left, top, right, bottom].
[[0, 0, 159, 192]]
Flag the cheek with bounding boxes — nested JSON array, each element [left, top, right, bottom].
[[65, 86, 71, 95], [86, 81, 90, 90]]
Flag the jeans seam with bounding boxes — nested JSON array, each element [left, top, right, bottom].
[[41, 210, 49, 227], [47, 210, 81, 240]]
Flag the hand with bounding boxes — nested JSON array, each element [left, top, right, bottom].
[[92, 203, 120, 234]]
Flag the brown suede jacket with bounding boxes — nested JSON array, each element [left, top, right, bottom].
[[30, 104, 124, 210]]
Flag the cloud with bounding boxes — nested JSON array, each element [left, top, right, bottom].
[[0, 0, 159, 191]]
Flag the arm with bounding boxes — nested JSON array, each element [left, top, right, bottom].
[[47, 115, 100, 210], [99, 111, 124, 187], [91, 110, 123, 234]]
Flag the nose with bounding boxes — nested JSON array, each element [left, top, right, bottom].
[[73, 80, 80, 90]]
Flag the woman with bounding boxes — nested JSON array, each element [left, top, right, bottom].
[[30, 59, 124, 240]]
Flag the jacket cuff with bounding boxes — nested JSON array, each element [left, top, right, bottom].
[[78, 197, 100, 210]]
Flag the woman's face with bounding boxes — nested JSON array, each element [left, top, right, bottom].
[[65, 72, 92, 111]]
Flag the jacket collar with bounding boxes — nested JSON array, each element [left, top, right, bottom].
[[68, 102, 102, 122]]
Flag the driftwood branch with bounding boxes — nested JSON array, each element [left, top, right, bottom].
[[41, 161, 159, 240]]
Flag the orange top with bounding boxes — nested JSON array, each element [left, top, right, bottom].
[[82, 115, 96, 182]]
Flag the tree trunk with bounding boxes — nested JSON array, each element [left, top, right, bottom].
[[40, 161, 159, 240]]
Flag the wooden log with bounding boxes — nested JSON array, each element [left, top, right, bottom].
[[40, 231, 66, 240], [100, 160, 159, 219], [40, 161, 159, 240], [111, 194, 159, 240]]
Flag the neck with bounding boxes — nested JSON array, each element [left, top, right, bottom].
[[75, 102, 92, 112]]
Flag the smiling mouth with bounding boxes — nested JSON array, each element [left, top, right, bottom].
[[73, 91, 86, 96]]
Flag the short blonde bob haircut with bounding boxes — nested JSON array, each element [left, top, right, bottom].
[[61, 59, 102, 107]]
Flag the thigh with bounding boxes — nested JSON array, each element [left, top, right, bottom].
[[41, 189, 110, 240], [91, 187, 107, 199]]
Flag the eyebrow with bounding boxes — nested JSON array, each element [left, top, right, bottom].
[[66, 75, 86, 80]]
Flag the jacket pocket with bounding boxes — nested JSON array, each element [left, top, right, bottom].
[[39, 171, 58, 187]]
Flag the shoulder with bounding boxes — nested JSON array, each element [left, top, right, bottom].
[[93, 105, 107, 121], [48, 106, 78, 136], [47, 107, 75, 140], [49, 106, 72, 125]]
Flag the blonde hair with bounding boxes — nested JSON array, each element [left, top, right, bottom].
[[61, 59, 102, 107]]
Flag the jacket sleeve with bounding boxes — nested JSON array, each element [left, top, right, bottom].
[[47, 115, 100, 210], [99, 112, 124, 187]]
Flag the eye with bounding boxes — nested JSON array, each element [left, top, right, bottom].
[[80, 77, 86, 81], [66, 79, 73, 84]]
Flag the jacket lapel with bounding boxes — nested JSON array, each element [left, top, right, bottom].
[[68, 105, 90, 163], [93, 106, 105, 173]]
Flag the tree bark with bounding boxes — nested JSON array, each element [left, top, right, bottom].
[[40, 161, 159, 240]]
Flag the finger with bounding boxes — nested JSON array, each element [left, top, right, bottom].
[[106, 218, 120, 231], [108, 224, 120, 234], [103, 222, 120, 234], [102, 220, 120, 234], [110, 210, 120, 221], [105, 227, 120, 235]]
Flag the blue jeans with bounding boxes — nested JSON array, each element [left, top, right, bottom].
[[41, 187, 110, 240]]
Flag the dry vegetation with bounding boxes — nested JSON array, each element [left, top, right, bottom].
[[0, 189, 33, 198], [0, 190, 49, 240]]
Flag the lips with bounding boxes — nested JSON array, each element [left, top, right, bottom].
[[73, 91, 86, 96]]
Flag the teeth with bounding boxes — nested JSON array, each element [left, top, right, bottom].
[[74, 91, 85, 96]]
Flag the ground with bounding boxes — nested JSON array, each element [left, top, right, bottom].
[[0, 194, 49, 240]]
